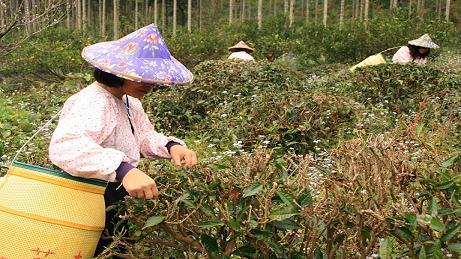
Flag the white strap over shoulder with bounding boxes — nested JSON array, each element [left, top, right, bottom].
[[9, 109, 62, 168]]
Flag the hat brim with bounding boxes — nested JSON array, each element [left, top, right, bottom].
[[82, 42, 194, 86], [407, 40, 440, 49]]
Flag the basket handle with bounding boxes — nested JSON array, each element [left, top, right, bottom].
[[8, 109, 62, 168]]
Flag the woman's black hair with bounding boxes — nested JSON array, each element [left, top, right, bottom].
[[407, 44, 430, 59], [93, 68, 124, 87]]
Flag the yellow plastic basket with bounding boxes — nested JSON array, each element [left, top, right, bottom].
[[350, 53, 387, 72], [0, 161, 106, 259]]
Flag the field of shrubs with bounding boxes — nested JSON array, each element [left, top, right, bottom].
[[0, 15, 460, 258]]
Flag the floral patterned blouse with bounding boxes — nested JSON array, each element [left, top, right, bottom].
[[49, 82, 184, 182]]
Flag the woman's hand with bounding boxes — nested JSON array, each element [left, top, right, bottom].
[[169, 145, 198, 168], [122, 168, 158, 199]]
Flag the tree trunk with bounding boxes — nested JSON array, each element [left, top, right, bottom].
[[323, 0, 327, 27], [416, 0, 420, 17], [390, 0, 393, 9], [289, 0, 294, 27], [0, 1, 4, 29], [408, 0, 412, 16], [199, 0, 203, 31], [437, 0, 442, 19], [355, 0, 359, 18], [82, 0, 86, 29], [145, 0, 148, 24], [420, 0, 424, 18], [135, 0, 139, 29], [161, 0, 166, 29], [87, 0, 91, 27], [394, 0, 398, 8], [339, 0, 344, 29], [445, 0, 450, 21], [187, 0, 191, 32], [274, 0, 278, 15], [76, 0, 82, 30], [352, 0, 355, 17], [364, 0, 369, 27], [154, 0, 158, 24], [284, 0, 288, 14], [113, 0, 119, 39], [314, 0, 318, 23], [102, 0, 106, 35], [241, 0, 246, 22], [258, 0, 262, 29], [31, 0, 36, 32], [173, 0, 177, 35], [305, 0, 310, 23], [359, 0, 363, 20], [98, 0, 102, 31], [229, 0, 233, 25], [24, 0, 30, 35]]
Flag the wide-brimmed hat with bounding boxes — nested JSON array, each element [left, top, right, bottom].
[[228, 41, 254, 53], [408, 34, 440, 49], [81, 24, 193, 86]]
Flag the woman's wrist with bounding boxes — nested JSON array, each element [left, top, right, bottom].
[[115, 162, 135, 181]]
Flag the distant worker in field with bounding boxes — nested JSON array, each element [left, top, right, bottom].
[[228, 41, 255, 61], [392, 34, 439, 65]]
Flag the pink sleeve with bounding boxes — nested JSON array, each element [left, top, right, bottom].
[[392, 46, 413, 64], [131, 99, 186, 159], [49, 96, 127, 182]]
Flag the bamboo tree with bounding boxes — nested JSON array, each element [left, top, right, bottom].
[[199, 0, 202, 31], [445, 0, 450, 21], [339, 0, 344, 29], [408, 0, 412, 16], [24, 0, 30, 35], [241, 0, 246, 22], [154, 0, 158, 24], [229, 0, 233, 25], [102, 0, 106, 35], [323, 0, 327, 27], [173, 0, 176, 35], [187, 0, 191, 32], [284, 0, 288, 14], [0, 1, 4, 29], [437, 0, 442, 19], [87, 0, 91, 27], [82, 0, 86, 29], [314, 0, 318, 23], [77, 0, 81, 30], [364, 0, 369, 27], [359, 0, 363, 20], [305, 0, 310, 23], [421, 0, 424, 18], [145, 0, 148, 24], [113, 0, 119, 39], [258, 0, 262, 29], [289, 0, 294, 27], [31, 0, 36, 32], [161, 0, 165, 29], [135, 0, 138, 29]]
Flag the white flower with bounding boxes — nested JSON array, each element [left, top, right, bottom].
[[220, 114, 228, 118], [262, 140, 270, 145], [208, 144, 215, 148]]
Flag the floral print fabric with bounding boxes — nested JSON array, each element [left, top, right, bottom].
[[49, 83, 185, 182], [81, 24, 193, 86]]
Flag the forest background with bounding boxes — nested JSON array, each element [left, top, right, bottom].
[[0, 0, 461, 258]]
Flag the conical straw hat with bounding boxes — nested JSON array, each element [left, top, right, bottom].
[[408, 34, 439, 49], [228, 41, 255, 53], [81, 24, 193, 86]]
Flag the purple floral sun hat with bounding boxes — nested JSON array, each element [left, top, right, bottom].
[[82, 24, 193, 86]]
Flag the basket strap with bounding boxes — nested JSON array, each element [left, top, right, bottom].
[[9, 109, 62, 168]]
